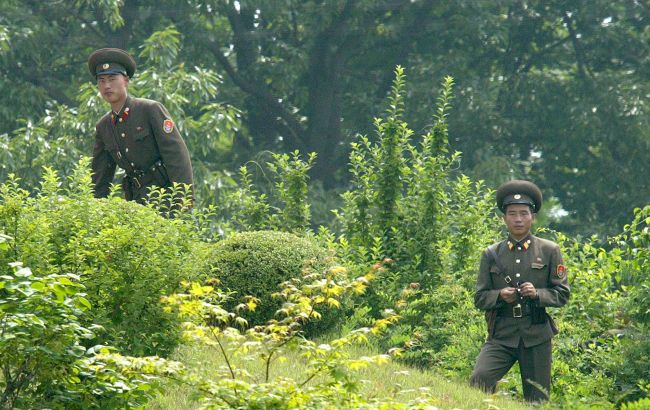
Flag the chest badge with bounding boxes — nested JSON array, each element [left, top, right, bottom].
[[163, 119, 174, 134]]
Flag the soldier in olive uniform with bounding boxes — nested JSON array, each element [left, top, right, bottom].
[[88, 48, 193, 206], [470, 180, 570, 402]]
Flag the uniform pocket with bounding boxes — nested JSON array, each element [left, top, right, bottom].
[[134, 129, 149, 141], [489, 265, 502, 274], [531, 262, 546, 269]]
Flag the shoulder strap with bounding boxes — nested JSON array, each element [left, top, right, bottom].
[[106, 120, 139, 177], [486, 243, 507, 273]]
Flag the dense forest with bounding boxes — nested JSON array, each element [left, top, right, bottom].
[[1, 0, 648, 236], [1, 1, 649, 409]]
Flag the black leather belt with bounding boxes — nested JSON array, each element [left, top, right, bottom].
[[126, 160, 166, 189], [497, 304, 531, 318]]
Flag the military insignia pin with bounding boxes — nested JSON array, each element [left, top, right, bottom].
[[163, 119, 174, 133], [102, 63, 110, 69], [555, 264, 566, 279]]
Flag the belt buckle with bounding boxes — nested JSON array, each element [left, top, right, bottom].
[[513, 304, 523, 318]]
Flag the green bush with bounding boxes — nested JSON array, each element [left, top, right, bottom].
[[0, 254, 179, 409], [205, 230, 333, 327], [0, 160, 206, 356], [325, 68, 501, 374], [540, 207, 650, 407], [221, 151, 316, 235]]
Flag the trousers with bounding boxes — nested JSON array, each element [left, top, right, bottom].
[[470, 338, 552, 402]]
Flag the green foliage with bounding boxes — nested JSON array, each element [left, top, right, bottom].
[[222, 151, 316, 235], [604, 206, 650, 405], [203, 230, 333, 329], [268, 151, 316, 233], [2, 0, 650, 238], [389, 280, 485, 378], [329, 69, 500, 374], [0, 257, 179, 409], [160, 264, 446, 409], [528, 212, 650, 407], [0, 261, 91, 408], [337, 69, 500, 289], [0, 159, 206, 356], [621, 396, 650, 410]]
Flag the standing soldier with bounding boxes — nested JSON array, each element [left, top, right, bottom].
[[87, 48, 193, 208], [470, 180, 570, 402]]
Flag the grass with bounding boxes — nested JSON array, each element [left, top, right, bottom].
[[147, 338, 532, 410]]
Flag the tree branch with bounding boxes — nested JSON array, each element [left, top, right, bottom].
[[563, 12, 593, 79], [520, 35, 572, 73], [205, 39, 307, 152]]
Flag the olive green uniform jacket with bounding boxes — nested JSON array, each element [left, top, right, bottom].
[[474, 235, 570, 348], [91, 95, 193, 202]]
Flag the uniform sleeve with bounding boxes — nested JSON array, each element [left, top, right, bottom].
[[147, 102, 193, 187], [537, 244, 570, 307], [91, 125, 116, 198], [474, 251, 504, 310]]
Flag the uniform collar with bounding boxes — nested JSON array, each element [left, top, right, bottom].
[[506, 234, 533, 251], [111, 95, 132, 124]]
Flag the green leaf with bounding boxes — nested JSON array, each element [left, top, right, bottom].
[[15, 267, 32, 277], [75, 297, 92, 310], [31, 281, 46, 291], [28, 315, 46, 327], [53, 285, 66, 302]]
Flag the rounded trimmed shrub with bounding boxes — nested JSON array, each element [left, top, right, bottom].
[[206, 230, 332, 327]]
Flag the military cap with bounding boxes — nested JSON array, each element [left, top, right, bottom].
[[88, 48, 136, 78], [496, 180, 543, 213]]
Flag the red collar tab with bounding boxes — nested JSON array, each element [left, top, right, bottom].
[[507, 237, 532, 252], [111, 106, 130, 124]]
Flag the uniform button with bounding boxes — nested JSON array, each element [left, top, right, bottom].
[[515, 273, 521, 278], [119, 118, 123, 122], [121, 133, 125, 138], [516, 259, 520, 263], [131, 162, 135, 167], [125, 148, 129, 153], [517, 246, 522, 250]]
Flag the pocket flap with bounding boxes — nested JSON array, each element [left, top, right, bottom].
[[531, 262, 546, 269], [489, 265, 502, 274], [134, 128, 149, 140]]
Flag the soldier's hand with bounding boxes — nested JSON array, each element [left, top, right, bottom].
[[499, 287, 518, 303], [518, 282, 538, 299]]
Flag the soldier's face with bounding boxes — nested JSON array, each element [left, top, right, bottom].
[[97, 74, 129, 105], [503, 204, 535, 239]]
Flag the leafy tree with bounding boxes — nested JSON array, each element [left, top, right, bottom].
[[2, 0, 649, 235]]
